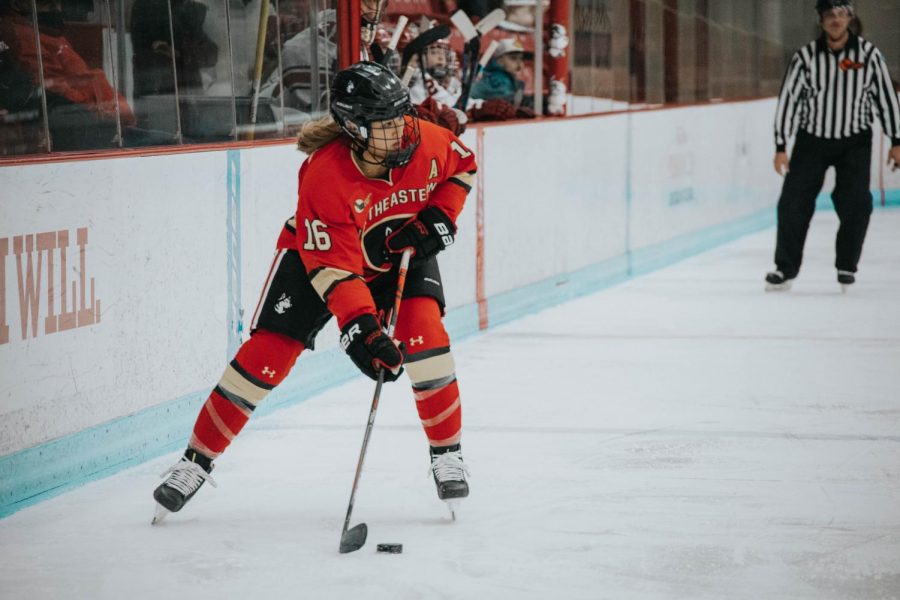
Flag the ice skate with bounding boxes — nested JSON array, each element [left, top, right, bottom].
[[151, 450, 216, 525], [765, 270, 794, 292], [429, 445, 469, 520], [837, 270, 855, 293]]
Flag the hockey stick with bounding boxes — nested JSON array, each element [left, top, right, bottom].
[[451, 9, 505, 110], [456, 39, 498, 111], [247, 0, 271, 140], [449, 9, 505, 43], [339, 248, 413, 554], [449, 10, 479, 43], [378, 15, 408, 68], [475, 8, 506, 36], [449, 12, 479, 111]]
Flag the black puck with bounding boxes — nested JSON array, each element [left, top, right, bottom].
[[376, 543, 403, 554]]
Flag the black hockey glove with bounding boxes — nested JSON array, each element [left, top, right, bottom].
[[385, 206, 456, 261], [340, 313, 405, 382]]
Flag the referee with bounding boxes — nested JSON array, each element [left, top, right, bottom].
[[765, 0, 900, 291]]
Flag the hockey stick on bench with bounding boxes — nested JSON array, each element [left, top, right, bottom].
[[451, 9, 506, 110], [456, 39, 499, 112], [475, 8, 506, 36], [449, 7, 506, 43], [339, 249, 413, 554], [376, 15, 408, 67]]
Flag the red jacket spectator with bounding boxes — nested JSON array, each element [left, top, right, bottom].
[[0, 11, 135, 125]]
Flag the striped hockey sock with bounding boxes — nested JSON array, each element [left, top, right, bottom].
[[189, 329, 303, 459], [414, 377, 462, 447], [393, 297, 462, 448]]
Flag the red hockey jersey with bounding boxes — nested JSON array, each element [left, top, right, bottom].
[[278, 119, 477, 328]]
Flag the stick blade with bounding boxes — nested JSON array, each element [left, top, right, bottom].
[[339, 523, 368, 553], [450, 10, 479, 42], [475, 8, 506, 35], [388, 15, 409, 50]]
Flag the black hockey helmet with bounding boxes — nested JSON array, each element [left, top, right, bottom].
[[330, 61, 420, 168], [816, 0, 853, 14]]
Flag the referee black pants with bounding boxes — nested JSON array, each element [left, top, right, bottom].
[[774, 129, 873, 278]]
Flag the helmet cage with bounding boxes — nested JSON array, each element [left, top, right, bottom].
[[422, 43, 451, 81], [332, 96, 421, 168]]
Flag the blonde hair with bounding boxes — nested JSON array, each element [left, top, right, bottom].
[[296, 115, 343, 154]]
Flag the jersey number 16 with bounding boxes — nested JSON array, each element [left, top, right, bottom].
[[302, 218, 332, 251]]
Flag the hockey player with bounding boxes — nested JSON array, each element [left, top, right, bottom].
[[152, 61, 476, 523], [408, 37, 462, 108]]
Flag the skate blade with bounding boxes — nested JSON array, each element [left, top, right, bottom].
[[765, 281, 792, 292], [841, 284, 849, 294], [444, 499, 462, 521], [151, 503, 170, 525]]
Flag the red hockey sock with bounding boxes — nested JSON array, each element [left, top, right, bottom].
[[189, 329, 303, 459], [394, 297, 462, 447]]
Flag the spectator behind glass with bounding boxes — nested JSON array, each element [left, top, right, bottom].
[[407, 29, 467, 136], [370, 20, 466, 136], [0, 0, 136, 151], [468, 37, 534, 122], [257, 8, 337, 122], [470, 37, 525, 104], [409, 35, 461, 108], [130, 0, 218, 99]]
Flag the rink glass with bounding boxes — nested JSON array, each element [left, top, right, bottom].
[[1, 0, 898, 157]]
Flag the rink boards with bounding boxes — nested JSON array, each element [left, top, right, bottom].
[[1, 98, 898, 517]]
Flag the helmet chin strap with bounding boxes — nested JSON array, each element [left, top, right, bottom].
[[337, 121, 374, 162], [354, 144, 380, 166], [349, 135, 391, 171], [346, 126, 411, 169], [337, 118, 394, 168]]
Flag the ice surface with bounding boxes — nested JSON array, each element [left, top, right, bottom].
[[1, 211, 899, 600]]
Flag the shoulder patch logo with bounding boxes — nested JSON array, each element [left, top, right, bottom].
[[353, 193, 372, 213], [429, 158, 439, 179]]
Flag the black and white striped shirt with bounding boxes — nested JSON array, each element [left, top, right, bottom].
[[774, 33, 900, 151]]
